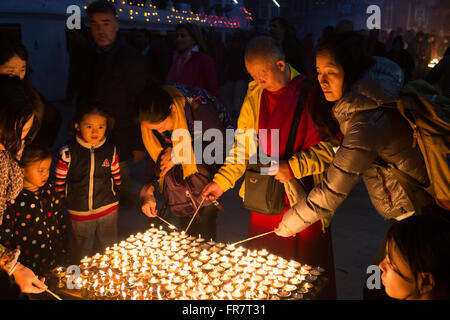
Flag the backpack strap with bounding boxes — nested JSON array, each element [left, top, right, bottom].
[[285, 79, 309, 159], [373, 157, 429, 215]]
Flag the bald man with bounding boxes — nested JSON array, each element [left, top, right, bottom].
[[202, 36, 337, 299]]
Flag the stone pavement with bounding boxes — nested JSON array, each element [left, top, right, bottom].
[[53, 100, 389, 300]]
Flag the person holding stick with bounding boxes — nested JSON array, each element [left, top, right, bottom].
[[0, 75, 47, 295], [202, 36, 337, 299], [138, 85, 224, 241], [274, 32, 440, 299], [0, 144, 69, 277]]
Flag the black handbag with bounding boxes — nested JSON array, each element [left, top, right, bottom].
[[243, 80, 309, 215]]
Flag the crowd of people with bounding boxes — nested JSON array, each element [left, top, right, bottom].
[[0, 0, 449, 300]]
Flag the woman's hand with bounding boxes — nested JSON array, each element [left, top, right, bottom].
[[274, 160, 294, 183], [160, 147, 176, 177], [141, 195, 157, 218], [12, 263, 47, 294], [275, 206, 312, 237], [274, 221, 296, 238]]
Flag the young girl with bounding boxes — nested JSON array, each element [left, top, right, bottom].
[[0, 144, 69, 276], [379, 213, 450, 300], [55, 105, 121, 261]]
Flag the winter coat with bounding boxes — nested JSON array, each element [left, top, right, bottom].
[[55, 136, 121, 221], [286, 56, 433, 231], [0, 183, 69, 276]]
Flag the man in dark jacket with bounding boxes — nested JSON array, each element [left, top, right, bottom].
[[78, 1, 148, 206]]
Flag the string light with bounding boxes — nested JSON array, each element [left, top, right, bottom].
[[105, 0, 247, 30]]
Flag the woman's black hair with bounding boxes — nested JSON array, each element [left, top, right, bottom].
[[386, 213, 450, 300], [307, 31, 375, 143], [315, 31, 375, 95], [18, 144, 52, 168], [0, 74, 42, 156], [137, 86, 173, 124], [71, 103, 115, 135], [307, 79, 342, 146], [0, 34, 29, 66]]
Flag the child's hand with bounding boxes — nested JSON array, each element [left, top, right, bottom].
[[160, 147, 176, 177]]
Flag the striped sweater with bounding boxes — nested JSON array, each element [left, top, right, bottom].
[[55, 135, 121, 221]]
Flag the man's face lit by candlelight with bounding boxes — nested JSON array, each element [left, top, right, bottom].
[[245, 56, 289, 92]]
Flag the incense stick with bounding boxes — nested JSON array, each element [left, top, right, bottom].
[[231, 230, 275, 246], [46, 288, 62, 300], [184, 197, 206, 234], [156, 215, 178, 230]]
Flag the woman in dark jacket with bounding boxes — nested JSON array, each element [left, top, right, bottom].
[[276, 32, 434, 235]]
